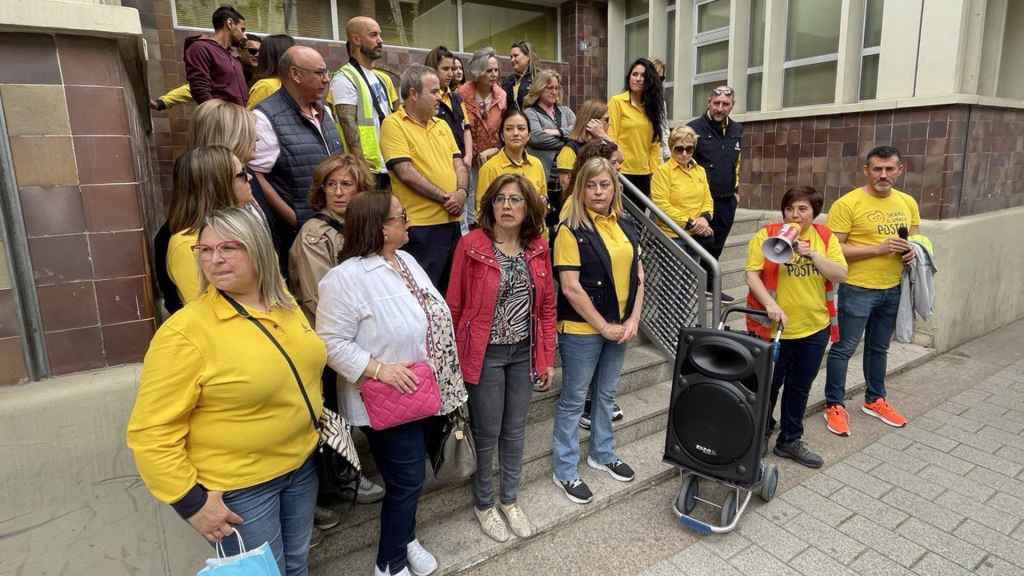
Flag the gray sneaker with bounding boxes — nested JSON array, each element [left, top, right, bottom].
[[773, 440, 824, 469], [357, 475, 385, 504], [314, 505, 340, 530]]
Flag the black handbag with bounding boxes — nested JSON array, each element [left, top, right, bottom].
[[221, 291, 362, 498]]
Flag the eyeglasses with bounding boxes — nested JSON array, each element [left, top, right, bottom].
[[247, 48, 260, 56], [711, 86, 735, 96], [323, 180, 352, 191], [386, 209, 408, 224], [235, 170, 252, 183], [673, 145, 695, 154], [293, 65, 330, 79], [192, 240, 246, 261], [492, 195, 525, 207]]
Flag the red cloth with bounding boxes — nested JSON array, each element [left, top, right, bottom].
[[446, 229, 556, 385], [457, 82, 507, 164], [183, 36, 247, 106]]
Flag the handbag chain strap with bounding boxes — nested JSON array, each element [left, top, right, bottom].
[[219, 290, 320, 433]]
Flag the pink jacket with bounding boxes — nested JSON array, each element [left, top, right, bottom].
[[446, 230, 556, 385], [457, 82, 507, 164]]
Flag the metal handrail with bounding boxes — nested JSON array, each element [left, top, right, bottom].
[[618, 175, 721, 356]]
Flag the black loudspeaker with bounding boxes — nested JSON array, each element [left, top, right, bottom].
[[663, 326, 774, 486]]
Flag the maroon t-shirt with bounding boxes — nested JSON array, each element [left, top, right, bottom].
[[183, 36, 247, 106]]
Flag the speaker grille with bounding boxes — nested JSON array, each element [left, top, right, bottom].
[[671, 379, 755, 466]]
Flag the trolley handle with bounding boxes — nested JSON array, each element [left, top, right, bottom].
[[718, 305, 784, 343]]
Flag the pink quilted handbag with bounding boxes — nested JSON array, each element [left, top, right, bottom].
[[360, 362, 441, 430]]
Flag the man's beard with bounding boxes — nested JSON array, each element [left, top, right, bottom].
[[360, 44, 383, 60]]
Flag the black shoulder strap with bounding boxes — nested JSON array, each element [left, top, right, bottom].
[[311, 213, 344, 234], [219, 291, 320, 432], [350, 62, 388, 125]]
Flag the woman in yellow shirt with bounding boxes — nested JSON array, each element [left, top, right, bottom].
[[246, 34, 294, 109], [128, 207, 325, 576], [476, 109, 548, 216], [607, 58, 665, 197], [745, 186, 847, 469], [551, 157, 645, 504]]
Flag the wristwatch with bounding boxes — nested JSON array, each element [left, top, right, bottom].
[[685, 219, 695, 231]]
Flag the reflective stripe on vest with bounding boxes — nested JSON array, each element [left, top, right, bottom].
[[332, 64, 395, 172], [746, 222, 839, 342]]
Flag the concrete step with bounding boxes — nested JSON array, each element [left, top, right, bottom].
[[313, 429, 678, 576], [719, 257, 748, 291], [720, 232, 755, 263], [731, 209, 766, 236], [309, 352, 673, 567]]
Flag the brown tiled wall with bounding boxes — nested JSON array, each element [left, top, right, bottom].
[[561, 1, 609, 107], [0, 33, 154, 382], [739, 104, 1024, 219]]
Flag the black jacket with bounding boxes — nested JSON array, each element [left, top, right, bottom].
[[687, 113, 743, 198], [554, 216, 640, 325], [501, 70, 533, 112], [437, 90, 467, 153]]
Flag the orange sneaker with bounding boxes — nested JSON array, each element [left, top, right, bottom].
[[824, 405, 850, 437], [862, 398, 908, 428]]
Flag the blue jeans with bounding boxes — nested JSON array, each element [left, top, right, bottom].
[[552, 333, 627, 482], [768, 327, 831, 444], [219, 454, 318, 576], [362, 419, 430, 574], [825, 283, 901, 406]]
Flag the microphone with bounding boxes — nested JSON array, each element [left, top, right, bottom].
[[897, 225, 910, 255]]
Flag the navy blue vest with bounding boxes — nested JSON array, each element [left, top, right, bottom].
[[554, 216, 641, 324]]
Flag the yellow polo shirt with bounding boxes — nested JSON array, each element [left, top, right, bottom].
[[247, 78, 282, 109], [746, 226, 847, 339], [167, 230, 201, 304], [127, 286, 325, 504], [607, 91, 661, 176], [556, 144, 578, 173], [381, 106, 462, 226], [553, 210, 635, 335], [651, 159, 714, 238], [475, 149, 548, 213], [827, 186, 921, 289]]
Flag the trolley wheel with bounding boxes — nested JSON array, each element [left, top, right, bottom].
[[677, 474, 699, 515], [720, 492, 737, 526], [759, 464, 779, 502]]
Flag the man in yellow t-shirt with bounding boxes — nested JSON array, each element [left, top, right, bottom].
[[381, 64, 468, 292], [746, 187, 847, 468], [824, 146, 920, 438]]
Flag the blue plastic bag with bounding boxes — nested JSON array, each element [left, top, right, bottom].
[[197, 532, 281, 576]]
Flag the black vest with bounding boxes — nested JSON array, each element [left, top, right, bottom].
[[437, 90, 467, 153], [687, 113, 744, 199], [555, 216, 641, 325], [153, 222, 183, 314], [254, 90, 343, 224]]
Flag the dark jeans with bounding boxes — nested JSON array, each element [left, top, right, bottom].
[[767, 327, 831, 445], [825, 283, 902, 406], [362, 419, 430, 574], [404, 221, 461, 294], [673, 234, 716, 282], [623, 173, 652, 197], [467, 341, 532, 509], [708, 195, 738, 259]]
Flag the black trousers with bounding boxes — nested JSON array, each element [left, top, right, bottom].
[[622, 173, 652, 197], [708, 195, 738, 260], [404, 221, 461, 294]]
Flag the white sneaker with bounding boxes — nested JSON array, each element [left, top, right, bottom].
[[373, 565, 410, 576], [499, 503, 534, 538], [406, 539, 438, 576], [474, 506, 510, 542]]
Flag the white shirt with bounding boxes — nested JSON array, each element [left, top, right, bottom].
[[330, 64, 392, 172], [316, 250, 443, 426]]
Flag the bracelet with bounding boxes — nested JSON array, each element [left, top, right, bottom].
[[373, 361, 382, 380]]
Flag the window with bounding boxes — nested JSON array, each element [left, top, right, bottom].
[[624, 0, 649, 72], [692, 0, 729, 114], [783, 0, 841, 107], [175, 0, 334, 39], [665, 3, 676, 117], [461, 0, 558, 60], [339, 0, 457, 50], [860, 0, 883, 100], [746, 0, 765, 110]]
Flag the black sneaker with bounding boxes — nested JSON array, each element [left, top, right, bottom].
[[587, 456, 636, 482], [579, 399, 592, 430], [611, 402, 624, 422], [314, 505, 340, 530], [720, 292, 736, 303], [773, 440, 824, 469], [553, 475, 593, 504]]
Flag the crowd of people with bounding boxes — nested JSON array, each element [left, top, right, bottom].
[[126, 5, 927, 576]]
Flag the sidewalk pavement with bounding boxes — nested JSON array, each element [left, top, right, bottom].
[[461, 318, 1024, 576]]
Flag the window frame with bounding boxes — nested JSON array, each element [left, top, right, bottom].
[[859, 0, 883, 101], [691, 0, 729, 104], [781, 0, 840, 108]]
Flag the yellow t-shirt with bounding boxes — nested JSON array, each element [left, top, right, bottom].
[[556, 144, 577, 173], [827, 187, 921, 289], [607, 91, 661, 176], [381, 106, 462, 226], [746, 225, 847, 339], [167, 230, 201, 304], [651, 159, 714, 238], [475, 149, 548, 213], [126, 286, 325, 503], [553, 210, 635, 335], [247, 78, 282, 109]]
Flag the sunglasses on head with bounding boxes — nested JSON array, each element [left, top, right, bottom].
[[711, 87, 735, 96], [673, 145, 695, 154]]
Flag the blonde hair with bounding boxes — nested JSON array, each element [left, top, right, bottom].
[[198, 207, 295, 310], [668, 125, 699, 150], [167, 145, 239, 234], [189, 100, 257, 164], [567, 99, 608, 142], [563, 157, 623, 230], [523, 69, 561, 108]]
